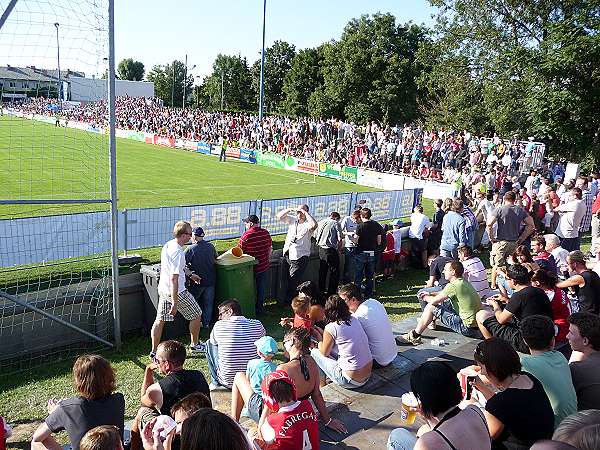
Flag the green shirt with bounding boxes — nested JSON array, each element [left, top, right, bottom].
[[521, 351, 577, 428], [441, 278, 481, 327]]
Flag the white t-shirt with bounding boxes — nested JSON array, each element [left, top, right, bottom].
[[551, 246, 569, 268], [392, 229, 403, 254], [282, 217, 312, 260], [409, 212, 431, 239], [341, 216, 357, 248], [158, 239, 186, 296], [352, 298, 397, 366]]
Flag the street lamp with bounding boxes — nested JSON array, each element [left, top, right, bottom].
[[54, 22, 62, 107], [182, 54, 195, 109], [258, 0, 267, 120]]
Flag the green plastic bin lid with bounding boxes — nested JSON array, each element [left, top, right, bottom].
[[216, 253, 256, 266]]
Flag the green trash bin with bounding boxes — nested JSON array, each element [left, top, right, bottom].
[[215, 254, 257, 318]]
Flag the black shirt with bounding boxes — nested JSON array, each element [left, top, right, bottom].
[[429, 255, 453, 287], [506, 286, 553, 322], [356, 220, 384, 252], [576, 270, 600, 315], [486, 373, 554, 449], [158, 369, 210, 416]]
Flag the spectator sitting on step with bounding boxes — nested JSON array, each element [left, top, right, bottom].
[[398, 260, 483, 345], [159, 392, 213, 450], [469, 338, 555, 449], [297, 280, 326, 330], [387, 361, 491, 450], [80, 425, 123, 450], [551, 410, 600, 450], [519, 315, 577, 428], [279, 295, 322, 341], [205, 299, 266, 390], [231, 336, 278, 423], [31, 355, 125, 450], [130, 340, 209, 450], [457, 244, 491, 300], [418, 252, 454, 301], [531, 269, 571, 343]]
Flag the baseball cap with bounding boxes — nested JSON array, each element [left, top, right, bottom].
[[192, 227, 205, 237], [255, 335, 278, 356], [391, 219, 403, 226], [244, 214, 260, 224]]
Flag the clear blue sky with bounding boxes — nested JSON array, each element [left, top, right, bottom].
[[115, 0, 437, 80]]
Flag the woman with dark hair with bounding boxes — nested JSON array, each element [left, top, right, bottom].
[[496, 246, 540, 297], [297, 280, 325, 329], [471, 338, 554, 449], [31, 354, 125, 450], [310, 295, 372, 389], [387, 361, 490, 450]]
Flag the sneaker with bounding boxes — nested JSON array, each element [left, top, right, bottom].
[[427, 320, 437, 331], [396, 330, 422, 345], [209, 382, 220, 391], [189, 342, 206, 353]]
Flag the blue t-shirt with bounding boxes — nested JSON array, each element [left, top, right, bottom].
[[184, 240, 217, 287], [247, 358, 277, 393]]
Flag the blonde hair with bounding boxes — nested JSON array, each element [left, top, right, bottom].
[[173, 220, 192, 238], [72, 354, 116, 400], [80, 425, 122, 450], [291, 294, 310, 316]]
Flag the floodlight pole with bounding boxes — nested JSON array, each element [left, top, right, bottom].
[[54, 22, 62, 107], [221, 70, 224, 110], [108, 0, 122, 347], [258, 0, 266, 120], [171, 62, 175, 107]]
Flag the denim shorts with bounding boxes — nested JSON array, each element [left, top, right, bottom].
[[247, 392, 263, 423], [432, 302, 481, 338]]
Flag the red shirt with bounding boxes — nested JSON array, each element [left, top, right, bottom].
[[293, 314, 313, 330], [239, 226, 272, 273], [383, 233, 395, 261], [262, 400, 320, 450], [592, 194, 600, 215], [549, 287, 571, 342]]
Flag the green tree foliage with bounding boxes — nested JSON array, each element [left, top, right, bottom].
[[422, 0, 600, 167], [203, 54, 254, 111], [147, 60, 193, 107], [282, 47, 324, 117], [117, 58, 145, 81], [251, 40, 296, 113]]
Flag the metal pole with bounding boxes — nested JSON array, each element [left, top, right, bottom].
[[183, 54, 187, 109], [108, 0, 122, 347], [221, 70, 224, 110], [258, 0, 266, 120], [171, 61, 175, 107], [0, 0, 19, 32], [54, 22, 61, 108]]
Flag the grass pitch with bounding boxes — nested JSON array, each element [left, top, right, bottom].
[[0, 115, 376, 217]]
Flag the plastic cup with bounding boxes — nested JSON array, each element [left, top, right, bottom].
[[400, 392, 419, 425]]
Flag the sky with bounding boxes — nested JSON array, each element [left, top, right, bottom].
[[115, 0, 437, 80]]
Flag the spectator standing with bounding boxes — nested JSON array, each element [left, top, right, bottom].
[[315, 211, 343, 297], [341, 209, 362, 283], [354, 208, 383, 298], [592, 193, 600, 260], [184, 227, 217, 330], [440, 198, 468, 258], [427, 199, 445, 253], [205, 299, 265, 389], [277, 204, 318, 304], [238, 214, 273, 315], [461, 203, 479, 250], [576, 176, 593, 234], [408, 205, 432, 268], [338, 283, 397, 367], [519, 315, 577, 427], [567, 313, 600, 410], [557, 250, 600, 315], [554, 187, 586, 251], [31, 355, 124, 450], [152, 221, 203, 359], [487, 191, 534, 289], [458, 245, 491, 299]]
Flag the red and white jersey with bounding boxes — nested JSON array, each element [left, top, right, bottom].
[[261, 400, 320, 450]]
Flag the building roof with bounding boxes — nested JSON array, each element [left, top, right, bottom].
[[0, 66, 85, 82]]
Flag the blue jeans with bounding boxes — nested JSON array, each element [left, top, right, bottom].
[[388, 428, 418, 450], [343, 247, 357, 284], [205, 340, 221, 386], [431, 302, 482, 338], [355, 251, 375, 297], [309, 348, 368, 389], [192, 285, 215, 328], [255, 270, 267, 315]]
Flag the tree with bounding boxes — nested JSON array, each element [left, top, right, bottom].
[[251, 40, 296, 113], [282, 47, 325, 117], [203, 54, 254, 111], [117, 58, 145, 81], [147, 60, 193, 107]]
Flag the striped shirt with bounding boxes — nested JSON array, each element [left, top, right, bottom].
[[461, 256, 491, 299], [239, 226, 272, 273], [579, 189, 594, 233], [209, 315, 265, 388]]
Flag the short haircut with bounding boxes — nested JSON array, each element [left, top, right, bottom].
[[520, 315, 556, 351], [351, 209, 361, 220], [457, 245, 473, 258], [284, 327, 311, 354], [474, 337, 521, 382], [291, 295, 310, 315], [544, 234, 560, 247], [531, 234, 546, 247], [158, 340, 186, 367], [452, 198, 463, 212], [219, 298, 242, 316], [568, 313, 600, 351], [571, 187, 583, 199], [269, 379, 296, 404], [435, 199, 443, 208], [80, 425, 122, 450], [337, 283, 362, 304], [181, 409, 249, 450], [410, 361, 462, 419], [173, 220, 191, 238], [324, 294, 352, 326], [414, 204, 424, 213], [447, 260, 464, 278], [553, 410, 600, 448], [568, 250, 587, 266], [506, 264, 532, 285], [171, 392, 212, 417], [360, 208, 372, 219], [72, 355, 116, 400], [504, 191, 516, 202], [531, 269, 558, 289], [330, 211, 340, 220], [299, 204, 309, 212]]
